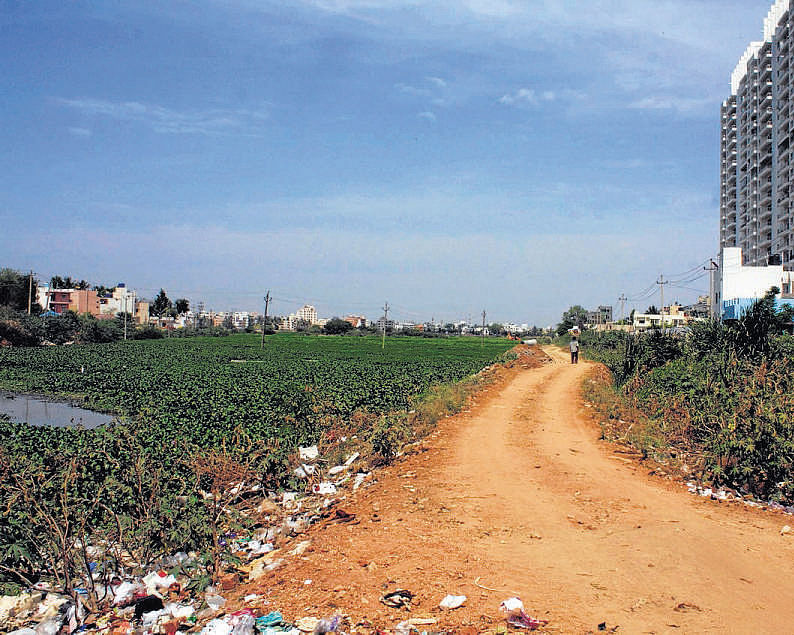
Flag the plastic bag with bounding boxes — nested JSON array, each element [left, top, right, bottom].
[[439, 594, 466, 609]]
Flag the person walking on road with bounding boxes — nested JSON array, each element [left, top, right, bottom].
[[570, 337, 579, 364]]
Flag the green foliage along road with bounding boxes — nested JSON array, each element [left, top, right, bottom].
[[577, 293, 794, 506]]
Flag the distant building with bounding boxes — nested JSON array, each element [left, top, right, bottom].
[[41, 288, 101, 316], [718, 246, 794, 318], [135, 301, 150, 325], [295, 305, 318, 324], [98, 285, 137, 318], [232, 312, 250, 329], [586, 305, 613, 326], [277, 315, 297, 331], [344, 315, 367, 328], [374, 316, 396, 331], [720, 0, 794, 267]]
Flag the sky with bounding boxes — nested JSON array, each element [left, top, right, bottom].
[[0, 0, 778, 325]]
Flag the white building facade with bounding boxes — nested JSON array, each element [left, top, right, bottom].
[[718, 246, 794, 318], [721, 1, 794, 267]]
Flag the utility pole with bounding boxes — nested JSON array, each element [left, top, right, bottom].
[[261, 290, 271, 349], [481, 309, 486, 347], [657, 275, 668, 327], [704, 259, 719, 320], [27, 271, 34, 314], [619, 294, 627, 325], [381, 302, 390, 349]]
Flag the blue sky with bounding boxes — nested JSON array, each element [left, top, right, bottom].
[[0, 0, 775, 325]]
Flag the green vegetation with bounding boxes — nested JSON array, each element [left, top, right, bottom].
[[578, 289, 794, 505], [0, 333, 514, 592]]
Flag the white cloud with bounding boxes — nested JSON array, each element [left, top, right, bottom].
[[628, 95, 713, 115], [426, 76, 447, 88], [417, 111, 436, 121], [395, 83, 431, 97], [499, 87, 558, 107], [67, 127, 92, 136], [56, 98, 270, 135], [499, 88, 537, 106]]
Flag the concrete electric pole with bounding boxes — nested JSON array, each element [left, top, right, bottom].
[[704, 259, 719, 320], [657, 275, 668, 327], [381, 301, 390, 349], [261, 291, 271, 349]]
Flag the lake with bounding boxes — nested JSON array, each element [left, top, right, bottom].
[[0, 392, 115, 428]]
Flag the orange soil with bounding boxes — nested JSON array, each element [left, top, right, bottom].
[[233, 347, 794, 634]]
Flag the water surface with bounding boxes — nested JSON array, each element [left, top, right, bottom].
[[0, 392, 115, 428]]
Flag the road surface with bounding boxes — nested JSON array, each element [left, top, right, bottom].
[[245, 346, 794, 633]]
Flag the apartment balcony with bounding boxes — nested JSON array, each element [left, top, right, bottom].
[[760, 107, 773, 124], [760, 187, 773, 204], [759, 163, 772, 180], [760, 136, 773, 153]]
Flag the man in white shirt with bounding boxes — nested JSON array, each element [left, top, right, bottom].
[[570, 337, 579, 364]]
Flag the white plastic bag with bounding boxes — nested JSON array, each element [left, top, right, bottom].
[[439, 594, 467, 609]]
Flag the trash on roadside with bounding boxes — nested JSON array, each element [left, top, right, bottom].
[[256, 611, 284, 628], [295, 616, 320, 632], [313, 615, 342, 633], [134, 595, 165, 621], [394, 620, 414, 635], [311, 482, 337, 495], [381, 589, 414, 609], [299, 446, 319, 461], [353, 473, 369, 491], [294, 464, 316, 479], [439, 594, 467, 609], [500, 597, 548, 630], [143, 570, 178, 594], [328, 465, 347, 476], [288, 540, 312, 555], [205, 591, 227, 611], [500, 597, 524, 613], [344, 452, 360, 466], [781, 525, 792, 536], [201, 618, 234, 635]]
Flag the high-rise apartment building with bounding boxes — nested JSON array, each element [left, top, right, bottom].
[[721, 0, 794, 266]]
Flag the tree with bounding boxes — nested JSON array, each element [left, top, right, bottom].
[[0, 268, 40, 312], [323, 317, 353, 335], [49, 276, 88, 290], [93, 284, 115, 297], [556, 305, 588, 336], [489, 323, 504, 335], [646, 305, 659, 315], [175, 298, 190, 315], [151, 289, 172, 317]]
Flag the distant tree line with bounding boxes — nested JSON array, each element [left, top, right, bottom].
[[0, 268, 220, 347]]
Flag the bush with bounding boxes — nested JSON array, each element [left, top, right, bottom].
[[133, 326, 164, 340]]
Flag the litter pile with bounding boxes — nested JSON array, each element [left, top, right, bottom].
[[686, 481, 794, 515], [1, 446, 377, 635]]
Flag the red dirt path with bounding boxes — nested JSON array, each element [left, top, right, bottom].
[[233, 346, 794, 634]]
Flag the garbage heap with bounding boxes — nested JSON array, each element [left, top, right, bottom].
[[1, 446, 377, 635]]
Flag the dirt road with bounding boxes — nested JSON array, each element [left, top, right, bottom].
[[246, 347, 794, 633]]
